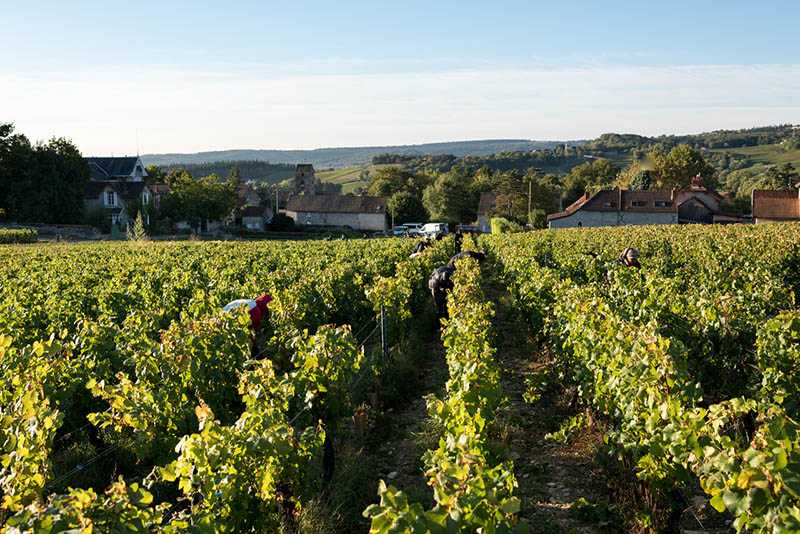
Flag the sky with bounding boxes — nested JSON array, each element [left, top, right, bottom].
[[2, 0, 799, 155]]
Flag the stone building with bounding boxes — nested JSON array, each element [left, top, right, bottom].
[[285, 195, 387, 231], [294, 164, 316, 196], [752, 185, 800, 223], [548, 177, 749, 228]]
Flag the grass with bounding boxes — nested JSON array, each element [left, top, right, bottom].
[[316, 166, 367, 183], [317, 164, 402, 194], [707, 143, 800, 166]]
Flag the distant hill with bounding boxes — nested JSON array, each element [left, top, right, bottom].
[[141, 139, 577, 170]]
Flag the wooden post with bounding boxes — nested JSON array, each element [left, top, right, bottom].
[[380, 304, 388, 364]]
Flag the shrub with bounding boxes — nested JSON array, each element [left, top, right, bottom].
[[0, 229, 37, 244], [269, 213, 294, 231]]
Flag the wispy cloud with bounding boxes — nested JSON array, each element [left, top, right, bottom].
[[2, 63, 799, 155]]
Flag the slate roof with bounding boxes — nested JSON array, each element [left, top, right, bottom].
[[752, 190, 799, 220], [295, 164, 314, 173], [547, 189, 675, 221], [286, 195, 387, 214], [85, 157, 144, 179]]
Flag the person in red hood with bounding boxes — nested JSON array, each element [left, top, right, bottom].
[[223, 292, 272, 355]]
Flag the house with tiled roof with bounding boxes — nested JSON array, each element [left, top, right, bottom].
[[752, 186, 800, 223], [547, 177, 749, 228], [285, 195, 388, 230], [83, 156, 152, 228], [548, 188, 678, 228]]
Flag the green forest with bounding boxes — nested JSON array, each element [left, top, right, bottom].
[[159, 160, 295, 186]]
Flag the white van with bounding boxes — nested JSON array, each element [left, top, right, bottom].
[[402, 222, 424, 236], [421, 222, 449, 237]]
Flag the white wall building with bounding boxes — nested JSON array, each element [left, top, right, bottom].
[[285, 195, 388, 231]]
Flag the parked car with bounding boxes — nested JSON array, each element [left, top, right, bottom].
[[392, 225, 406, 236], [402, 222, 424, 236], [421, 222, 449, 237], [455, 224, 482, 235]]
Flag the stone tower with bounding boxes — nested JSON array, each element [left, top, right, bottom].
[[294, 164, 316, 196]]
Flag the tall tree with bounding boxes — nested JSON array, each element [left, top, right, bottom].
[[649, 144, 717, 188], [422, 167, 474, 222], [145, 164, 166, 183], [0, 122, 33, 220], [561, 158, 620, 206], [629, 169, 651, 190], [0, 124, 88, 223], [493, 169, 528, 221], [160, 172, 237, 230], [387, 191, 428, 225], [368, 166, 431, 197], [227, 166, 242, 188]]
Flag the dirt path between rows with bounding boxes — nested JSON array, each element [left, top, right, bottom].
[[368, 337, 450, 507], [485, 282, 614, 534]]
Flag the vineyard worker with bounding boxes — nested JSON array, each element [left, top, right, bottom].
[[428, 265, 455, 326], [446, 250, 486, 268], [410, 236, 431, 258], [454, 231, 463, 255], [223, 293, 272, 355], [614, 247, 641, 269]]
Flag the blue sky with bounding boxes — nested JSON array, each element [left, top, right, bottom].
[[2, 1, 799, 155]]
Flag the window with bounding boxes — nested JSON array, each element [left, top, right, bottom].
[[654, 200, 672, 207], [631, 200, 647, 207], [105, 191, 116, 206], [604, 201, 615, 207], [110, 214, 120, 225], [142, 192, 150, 205], [135, 165, 143, 176]]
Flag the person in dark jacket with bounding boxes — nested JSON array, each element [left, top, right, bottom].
[[446, 251, 486, 268], [428, 265, 455, 325], [412, 236, 431, 254], [454, 231, 463, 255]]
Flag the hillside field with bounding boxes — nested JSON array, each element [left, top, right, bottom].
[[707, 143, 800, 168]]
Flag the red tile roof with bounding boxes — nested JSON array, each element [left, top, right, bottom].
[[672, 176, 724, 202], [149, 183, 171, 195], [752, 190, 799, 220], [547, 189, 675, 221]]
